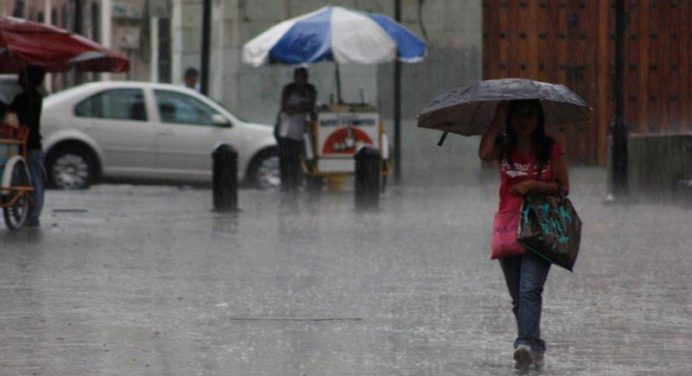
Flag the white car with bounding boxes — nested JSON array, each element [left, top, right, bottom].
[[41, 81, 279, 189]]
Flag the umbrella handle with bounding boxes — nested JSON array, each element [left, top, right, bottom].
[[437, 132, 448, 146]]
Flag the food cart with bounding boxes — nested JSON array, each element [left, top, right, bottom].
[[242, 5, 426, 191], [304, 103, 390, 190]]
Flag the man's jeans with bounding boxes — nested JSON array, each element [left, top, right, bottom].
[[26, 149, 44, 225], [277, 137, 303, 191], [499, 250, 551, 354]]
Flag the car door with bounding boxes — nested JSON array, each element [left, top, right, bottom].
[[73, 88, 158, 176], [152, 89, 234, 180]]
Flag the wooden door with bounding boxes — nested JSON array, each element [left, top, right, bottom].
[[483, 0, 691, 165]]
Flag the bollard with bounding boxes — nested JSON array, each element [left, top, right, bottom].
[[212, 144, 238, 211], [354, 146, 381, 209]]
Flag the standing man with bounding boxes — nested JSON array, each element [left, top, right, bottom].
[[277, 67, 317, 192], [10, 65, 46, 228], [183, 67, 200, 92]]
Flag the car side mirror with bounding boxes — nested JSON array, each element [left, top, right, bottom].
[[212, 114, 231, 127]]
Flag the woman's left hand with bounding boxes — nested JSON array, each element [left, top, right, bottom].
[[511, 180, 535, 196]]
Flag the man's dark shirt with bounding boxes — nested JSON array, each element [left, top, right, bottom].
[[281, 82, 317, 118], [10, 88, 43, 150]]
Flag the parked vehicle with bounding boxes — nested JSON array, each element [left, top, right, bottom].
[[41, 82, 279, 189]]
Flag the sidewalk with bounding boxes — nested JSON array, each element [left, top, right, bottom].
[[1, 167, 691, 375]]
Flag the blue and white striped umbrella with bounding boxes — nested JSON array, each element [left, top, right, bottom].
[[242, 6, 426, 66]]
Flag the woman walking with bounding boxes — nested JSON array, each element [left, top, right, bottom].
[[478, 99, 569, 370]]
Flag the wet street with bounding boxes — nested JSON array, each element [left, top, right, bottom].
[[1, 168, 691, 376]]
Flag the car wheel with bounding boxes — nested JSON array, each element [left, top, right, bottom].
[[47, 148, 96, 189], [248, 149, 280, 190]]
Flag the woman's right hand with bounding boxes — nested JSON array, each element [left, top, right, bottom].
[[478, 101, 507, 161]]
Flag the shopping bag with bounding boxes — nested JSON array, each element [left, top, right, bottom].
[[517, 193, 582, 271], [491, 210, 525, 259]]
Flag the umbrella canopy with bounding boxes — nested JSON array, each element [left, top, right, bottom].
[[0, 17, 129, 73], [242, 5, 426, 66], [417, 78, 592, 137]]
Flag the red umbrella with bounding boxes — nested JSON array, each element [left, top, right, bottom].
[[0, 16, 129, 73]]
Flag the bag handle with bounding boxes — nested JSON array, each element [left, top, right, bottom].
[[555, 179, 567, 197], [533, 159, 566, 197]]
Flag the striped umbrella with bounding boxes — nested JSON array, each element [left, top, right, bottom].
[[242, 5, 426, 102], [243, 5, 426, 66]]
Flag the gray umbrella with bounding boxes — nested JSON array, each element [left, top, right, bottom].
[[417, 78, 592, 140]]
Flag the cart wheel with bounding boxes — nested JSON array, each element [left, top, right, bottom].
[[2, 159, 31, 230]]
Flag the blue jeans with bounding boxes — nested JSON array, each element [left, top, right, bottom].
[[499, 250, 551, 354], [26, 149, 44, 225]]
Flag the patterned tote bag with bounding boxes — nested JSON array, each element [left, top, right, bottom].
[[517, 193, 582, 271]]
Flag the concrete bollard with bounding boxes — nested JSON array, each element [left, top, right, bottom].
[[212, 144, 238, 211], [354, 145, 381, 209]]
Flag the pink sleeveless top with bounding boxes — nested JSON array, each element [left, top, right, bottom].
[[497, 142, 565, 213]]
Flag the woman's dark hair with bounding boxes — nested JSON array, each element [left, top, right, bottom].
[[500, 99, 555, 173]]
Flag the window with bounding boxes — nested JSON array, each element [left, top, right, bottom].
[[154, 90, 221, 126], [75, 89, 147, 121]]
